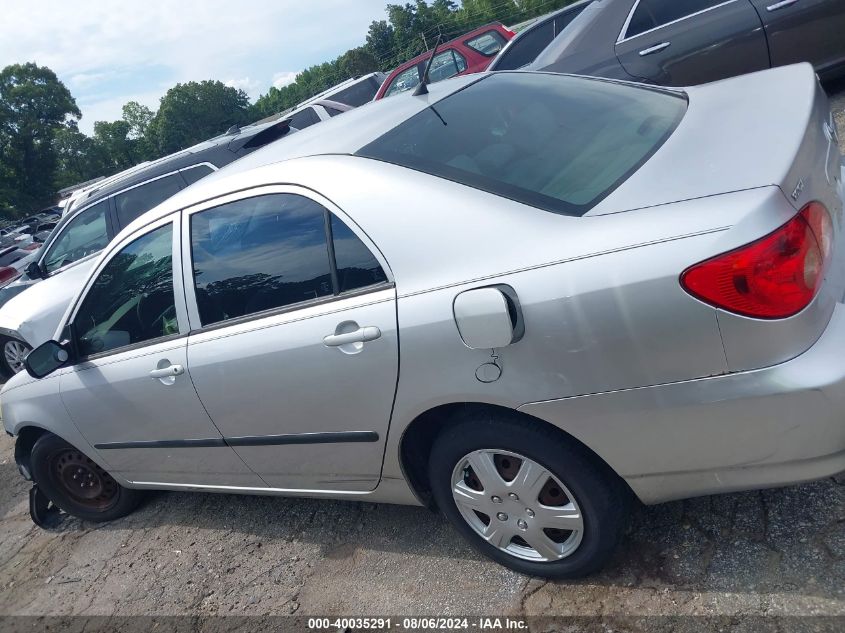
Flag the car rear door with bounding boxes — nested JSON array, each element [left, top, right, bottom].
[[182, 187, 398, 491], [748, 0, 845, 75], [113, 172, 186, 231], [615, 0, 769, 86]]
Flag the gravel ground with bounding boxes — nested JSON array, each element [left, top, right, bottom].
[[0, 81, 844, 625]]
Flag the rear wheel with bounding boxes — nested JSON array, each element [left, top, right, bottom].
[[429, 414, 629, 578], [30, 434, 142, 522], [0, 335, 31, 377]]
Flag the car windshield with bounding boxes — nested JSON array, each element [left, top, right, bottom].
[[358, 73, 685, 216]]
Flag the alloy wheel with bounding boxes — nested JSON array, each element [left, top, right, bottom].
[[450, 449, 584, 562], [3, 339, 31, 374]]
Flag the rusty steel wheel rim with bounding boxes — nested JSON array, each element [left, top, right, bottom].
[[50, 448, 119, 511]]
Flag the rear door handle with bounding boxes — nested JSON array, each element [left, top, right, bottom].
[[639, 42, 671, 56], [149, 364, 184, 379], [323, 326, 381, 347], [767, 0, 799, 11]]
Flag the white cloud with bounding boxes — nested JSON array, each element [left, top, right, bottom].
[[272, 71, 299, 90], [224, 77, 262, 99], [0, 0, 388, 135]]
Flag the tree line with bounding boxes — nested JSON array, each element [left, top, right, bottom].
[[0, 0, 575, 219]]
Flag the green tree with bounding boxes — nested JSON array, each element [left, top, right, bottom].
[[0, 62, 80, 215], [147, 80, 250, 155], [53, 122, 101, 191]]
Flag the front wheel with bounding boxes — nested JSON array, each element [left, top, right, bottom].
[[30, 434, 142, 522], [429, 414, 630, 578], [0, 335, 31, 377]]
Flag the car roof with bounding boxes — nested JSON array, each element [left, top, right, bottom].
[[119, 73, 483, 235], [294, 73, 387, 110], [70, 118, 290, 212]]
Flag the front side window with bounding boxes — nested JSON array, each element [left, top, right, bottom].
[[74, 223, 177, 357], [43, 200, 110, 274], [358, 73, 685, 216], [114, 173, 183, 229], [465, 30, 507, 56], [428, 49, 468, 83], [626, 0, 726, 38], [190, 194, 387, 326], [385, 64, 423, 98]]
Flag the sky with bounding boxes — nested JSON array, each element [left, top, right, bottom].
[[0, 0, 390, 134]]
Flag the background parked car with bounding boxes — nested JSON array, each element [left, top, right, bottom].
[[294, 72, 387, 108], [282, 99, 354, 131], [375, 22, 514, 99], [524, 0, 845, 86], [0, 117, 297, 377], [488, 0, 592, 71]]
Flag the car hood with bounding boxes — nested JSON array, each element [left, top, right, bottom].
[[0, 258, 96, 347]]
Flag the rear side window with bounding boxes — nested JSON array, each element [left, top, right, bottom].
[[324, 105, 344, 117], [358, 73, 685, 216], [289, 107, 321, 129], [494, 19, 555, 70], [465, 30, 507, 56], [75, 223, 176, 357], [428, 49, 467, 83], [331, 215, 387, 292], [180, 164, 215, 186], [114, 173, 183, 228], [330, 77, 382, 107], [190, 194, 387, 326], [626, 0, 726, 38]]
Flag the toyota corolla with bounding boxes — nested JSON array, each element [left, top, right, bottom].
[[2, 64, 843, 578]]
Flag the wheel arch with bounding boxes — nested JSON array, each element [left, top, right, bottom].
[[397, 402, 631, 509], [13, 425, 52, 480]]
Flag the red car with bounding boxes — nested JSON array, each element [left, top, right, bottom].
[[375, 22, 515, 99]]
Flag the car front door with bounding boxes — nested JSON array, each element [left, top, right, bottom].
[[40, 199, 113, 276], [182, 188, 398, 491], [59, 215, 264, 487], [615, 0, 769, 86], [748, 0, 845, 75]]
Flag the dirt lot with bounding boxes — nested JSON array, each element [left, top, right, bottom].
[[1, 81, 844, 625]]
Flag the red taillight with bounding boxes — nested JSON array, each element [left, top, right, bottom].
[[681, 202, 833, 319], [23, 242, 40, 251], [0, 267, 18, 284]]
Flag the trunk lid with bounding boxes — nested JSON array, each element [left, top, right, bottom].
[[589, 63, 842, 218]]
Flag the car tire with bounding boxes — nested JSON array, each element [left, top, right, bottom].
[[30, 434, 142, 522], [0, 335, 31, 378], [429, 412, 630, 578]]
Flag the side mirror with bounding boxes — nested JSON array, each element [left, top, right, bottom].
[[25, 261, 43, 280], [24, 340, 70, 379], [452, 285, 524, 350]]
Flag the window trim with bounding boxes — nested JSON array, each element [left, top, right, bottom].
[[63, 213, 188, 364], [180, 184, 395, 333], [617, 0, 739, 44]]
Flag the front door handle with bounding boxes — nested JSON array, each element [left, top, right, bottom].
[[323, 326, 381, 347], [149, 364, 184, 379], [639, 42, 671, 56], [767, 0, 799, 11]]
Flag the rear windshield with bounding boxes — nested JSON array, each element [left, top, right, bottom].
[[357, 73, 685, 216]]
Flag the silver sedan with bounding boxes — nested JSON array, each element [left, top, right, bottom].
[[3, 64, 844, 578]]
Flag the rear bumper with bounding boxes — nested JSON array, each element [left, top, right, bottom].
[[519, 299, 845, 504]]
